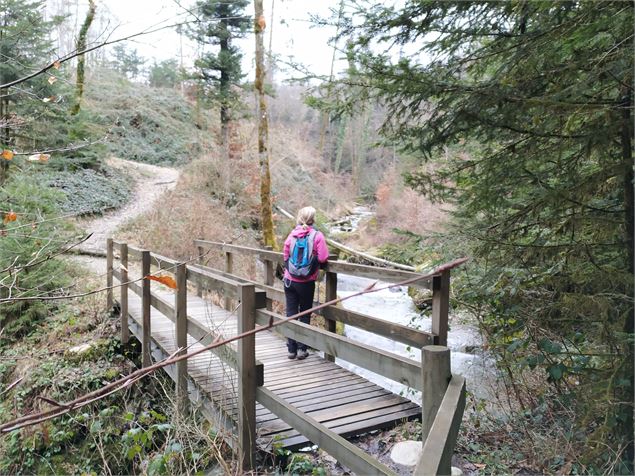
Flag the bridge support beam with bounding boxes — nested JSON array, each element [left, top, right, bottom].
[[175, 263, 188, 412], [106, 238, 114, 311], [421, 345, 451, 443], [432, 270, 450, 346], [323, 269, 338, 362], [120, 243, 129, 344], [237, 283, 257, 471], [141, 250, 152, 368]]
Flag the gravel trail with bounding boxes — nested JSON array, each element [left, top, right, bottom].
[[76, 157, 179, 254]]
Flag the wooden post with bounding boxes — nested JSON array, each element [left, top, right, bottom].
[[431, 270, 450, 346], [421, 345, 451, 443], [175, 263, 188, 411], [237, 283, 257, 471], [106, 238, 113, 311], [120, 243, 129, 344], [141, 250, 152, 368], [224, 251, 233, 310], [196, 245, 204, 297], [263, 246, 274, 311], [324, 269, 338, 362]]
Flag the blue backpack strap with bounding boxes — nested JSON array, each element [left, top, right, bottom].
[[307, 229, 317, 258], [286, 235, 297, 270]]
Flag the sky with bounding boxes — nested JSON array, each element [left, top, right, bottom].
[[95, 0, 344, 81]]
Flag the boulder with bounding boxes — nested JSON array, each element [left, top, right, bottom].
[[389, 440, 422, 467]]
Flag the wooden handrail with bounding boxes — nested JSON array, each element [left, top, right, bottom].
[[109, 239, 464, 470], [190, 261, 434, 347], [112, 269, 264, 378], [256, 309, 423, 391], [194, 239, 434, 290], [414, 375, 466, 476]]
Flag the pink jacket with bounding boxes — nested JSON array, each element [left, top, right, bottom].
[[283, 226, 329, 282]]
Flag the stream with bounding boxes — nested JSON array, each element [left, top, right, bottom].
[[327, 207, 499, 404]]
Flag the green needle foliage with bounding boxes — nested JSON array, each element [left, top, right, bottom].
[[188, 0, 251, 139], [340, 1, 633, 472]]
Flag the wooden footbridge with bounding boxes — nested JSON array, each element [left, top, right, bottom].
[[106, 238, 466, 475]]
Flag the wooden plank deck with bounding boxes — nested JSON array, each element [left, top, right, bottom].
[[120, 280, 421, 451]]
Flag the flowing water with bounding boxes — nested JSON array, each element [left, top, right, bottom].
[[326, 206, 499, 404], [331, 274, 499, 403]]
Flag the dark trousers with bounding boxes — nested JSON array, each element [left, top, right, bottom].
[[284, 279, 315, 353]]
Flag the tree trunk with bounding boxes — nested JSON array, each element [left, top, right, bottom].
[[255, 0, 277, 249], [619, 86, 634, 465], [318, 0, 345, 159], [0, 23, 8, 185], [71, 0, 96, 116], [219, 21, 230, 146]]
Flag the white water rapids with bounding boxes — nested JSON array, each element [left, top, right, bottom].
[[325, 206, 499, 404], [330, 274, 498, 404]]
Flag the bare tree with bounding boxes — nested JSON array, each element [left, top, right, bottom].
[[254, 0, 276, 249]]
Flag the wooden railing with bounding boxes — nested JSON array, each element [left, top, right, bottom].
[[193, 239, 449, 348], [107, 238, 466, 475]]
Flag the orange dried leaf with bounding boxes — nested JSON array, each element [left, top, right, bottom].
[[145, 274, 177, 289], [27, 153, 50, 163], [53, 60, 61, 70], [257, 15, 266, 30], [48, 76, 57, 85], [3, 211, 17, 224], [2, 149, 14, 161]]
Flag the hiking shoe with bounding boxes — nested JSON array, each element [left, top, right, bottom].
[[297, 349, 309, 360], [287, 352, 297, 359]]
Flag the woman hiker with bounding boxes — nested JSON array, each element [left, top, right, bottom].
[[283, 206, 329, 360]]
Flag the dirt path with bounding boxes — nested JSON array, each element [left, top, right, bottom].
[[76, 157, 179, 254]]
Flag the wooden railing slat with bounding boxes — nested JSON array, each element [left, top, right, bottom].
[[237, 284, 257, 471], [120, 243, 129, 344], [316, 305, 434, 348], [141, 250, 152, 368], [175, 263, 188, 411], [414, 375, 466, 476], [194, 239, 434, 289], [256, 309, 422, 391], [113, 270, 259, 373]]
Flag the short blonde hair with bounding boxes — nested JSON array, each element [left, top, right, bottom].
[[296, 206, 316, 227]]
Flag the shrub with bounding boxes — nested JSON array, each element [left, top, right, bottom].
[[0, 174, 75, 337], [45, 166, 132, 216]]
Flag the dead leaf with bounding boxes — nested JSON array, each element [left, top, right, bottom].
[[474, 463, 487, 470], [3, 211, 17, 224], [1, 149, 14, 161], [257, 15, 266, 30], [145, 274, 177, 289], [53, 60, 61, 70], [42, 96, 56, 103], [48, 76, 57, 85], [27, 154, 50, 163]]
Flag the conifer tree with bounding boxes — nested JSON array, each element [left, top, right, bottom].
[[189, 0, 251, 145], [0, 0, 58, 183], [342, 1, 633, 471]]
